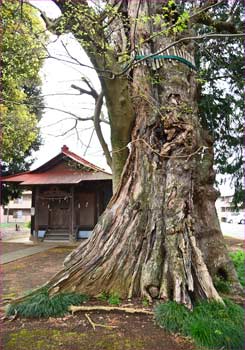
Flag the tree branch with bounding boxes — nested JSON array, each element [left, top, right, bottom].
[[226, 0, 240, 22], [190, 0, 226, 21], [69, 305, 153, 315], [93, 92, 112, 168], [118, 32, 244, 76], [71, 84, 96, 98], [191, 0, 238, 33]]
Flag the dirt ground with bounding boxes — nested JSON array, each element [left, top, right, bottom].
[[1, 237, 243, 350], [1, 242, 36, 254]]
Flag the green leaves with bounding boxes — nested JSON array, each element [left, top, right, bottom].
[[1, 0, 47, 203], [7, 288, 89, 318], [1, 1, 46, 165], [155, 299, 244, 350]]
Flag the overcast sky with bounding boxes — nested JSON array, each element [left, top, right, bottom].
[[30, 0, 111, 171]]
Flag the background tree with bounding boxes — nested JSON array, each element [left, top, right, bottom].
[[16, 0, 243, 307], [195, 1, 244, 207], [1, 0, 46, 204]]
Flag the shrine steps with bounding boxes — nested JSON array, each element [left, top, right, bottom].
[[44, 230, 69, 241]]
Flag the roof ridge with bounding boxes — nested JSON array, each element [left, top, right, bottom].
[[63, 149, 111, 175]]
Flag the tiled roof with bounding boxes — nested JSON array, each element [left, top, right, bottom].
[[0, 145, 112, 185]]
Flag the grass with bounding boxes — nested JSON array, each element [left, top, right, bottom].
[[0, 223, 23, 228], [6, 287, 89, 318], [154, 299, 244, 350], [229, 250, 245, 286], [214, 249, 244, 293], [108, 293, 121, 306], [97, 292, 121, 306], [25, 221, 31, 229]]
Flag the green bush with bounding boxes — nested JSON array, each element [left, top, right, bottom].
[[229, 250, 245, 286], [154, 299, 244, 350], [6, 288, 89, 318]]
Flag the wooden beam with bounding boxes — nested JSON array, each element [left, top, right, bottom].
[[30, 187, 35, 239]]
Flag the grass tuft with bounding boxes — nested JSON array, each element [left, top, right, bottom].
[[155, 299, 244, 350], [108, 293, 121, 306], [97, 292, 121, 305], [6, 288, 89, 318], [154, 301, 189, 333], [229, 250, 245, 287]]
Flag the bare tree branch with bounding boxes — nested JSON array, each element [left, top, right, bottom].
[[42, 106, 94, 121], [93, 92, 112, 168], [71, 84, 95, 97], [58, 119, 78, 137], [190, 0, 226, 21], [83, 128, 95, 156], [227, 0, 240, 22]]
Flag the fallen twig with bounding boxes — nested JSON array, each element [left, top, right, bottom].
[[69, 305, 153, 315], [85, 313, 118, 330]]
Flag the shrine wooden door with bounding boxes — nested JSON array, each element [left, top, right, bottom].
[[75, 192, 96, 229]]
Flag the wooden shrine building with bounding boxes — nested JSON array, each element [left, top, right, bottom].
[[1, 145, 112, 241]]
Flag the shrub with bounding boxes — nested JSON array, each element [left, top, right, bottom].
[[154, 299, 244, 350], [6, 288, 89, 318], [229, 250, 245, 287]]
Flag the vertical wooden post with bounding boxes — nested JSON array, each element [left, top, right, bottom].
[[70, 185, 74, 242], [30, 187, 35, 240], [34, 186, 39, 242]]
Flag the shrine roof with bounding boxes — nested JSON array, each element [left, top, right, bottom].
[[1, 145, 112, 185]]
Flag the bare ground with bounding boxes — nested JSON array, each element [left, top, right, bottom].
[[0, 237, 243, 350]]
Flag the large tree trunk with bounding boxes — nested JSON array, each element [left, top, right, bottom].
[[46, 1, 241, 308]]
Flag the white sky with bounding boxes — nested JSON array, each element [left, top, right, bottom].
[[29, 0, 234, 196], [30, 0, 111, 171]]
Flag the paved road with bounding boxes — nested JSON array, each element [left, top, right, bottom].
[[221, 222, 244, 240]]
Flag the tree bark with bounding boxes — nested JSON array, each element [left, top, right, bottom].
[[43, 1, 241, 308]]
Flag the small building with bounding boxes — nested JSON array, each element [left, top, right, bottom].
[[1, 145, 112, 241], [216, 194, 244, 223], [1, 190, 32, 223]]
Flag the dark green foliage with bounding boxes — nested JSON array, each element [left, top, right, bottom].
[[229, 250, 245, 287], [155, 299, 244, 350], [195, 1, 244, 205], [6, 288, 89, 318]]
